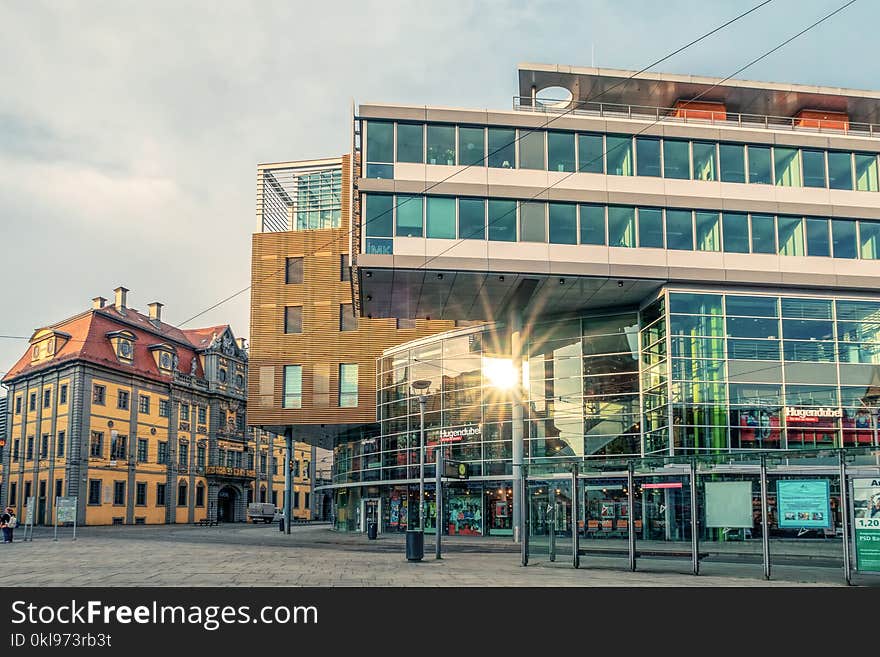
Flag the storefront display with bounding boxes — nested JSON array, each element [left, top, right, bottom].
[[448, 494, 482, 535]]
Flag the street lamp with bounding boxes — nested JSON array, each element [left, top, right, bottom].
[[405, 379, 431, 562]]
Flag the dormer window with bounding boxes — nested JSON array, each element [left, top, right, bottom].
[[118, 339, 133, 361], [159, 352, 173, 369], [107, 330, 136, 364], [32, 345, 40, 360]]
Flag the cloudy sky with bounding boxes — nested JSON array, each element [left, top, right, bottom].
[[0, 0, 875, 384]]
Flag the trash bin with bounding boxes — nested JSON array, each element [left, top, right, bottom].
[[405, 529, 424, 561], [279, 517, 285, 532], [367, 521, 378, 540]]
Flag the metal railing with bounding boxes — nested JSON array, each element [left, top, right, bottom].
[[514, 96, 879, 138]]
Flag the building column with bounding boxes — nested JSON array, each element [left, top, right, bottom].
[[72, 368, 91, 526], [509, 308, 524, 544], [284, 428, 293, 533]]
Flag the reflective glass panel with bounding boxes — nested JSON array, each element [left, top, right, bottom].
[[750, 214, 776, 254], [458, 198, 485, 240], [520, 201, 546, 242], [426, 196, 456, 238], [458, 127, 485, 166], [547, 132, 575, 172], [695, 211, 720, 251], [638, 208, 664, 248], [855, 153, 879, 192], [722, 212, 749, 253], [663, 139, 690, 179], [395, 195, 423, 237], [364, 194, 393, 237], [488, 128, 516, 169], [396, 123, 423, 163], [726, 295, 778, 317], [426, 125, 456, 165], [805, 217, 830, 257], [577, 133, 604, 173], [693, 141, 716, 181], [860, 220, 880, 259], [519, 130, 546, 170], [777, 216, 804, 256], [774, 147, 801, 186], [579, 204, 605, 245], [802, 149, 826, 187], [636, 138, 661, 177], [832, 220, 857, 259], [665, 209, 694, 250], [488, 199, 517, 241], [607, 205, 635, 247], [828, 151, 853, 190], [719, 143, 745, 183], [606, 135, 633, 176], [548, 203, 577, 244], [366, 121, 393, 163], [747, 145, 772, 184]]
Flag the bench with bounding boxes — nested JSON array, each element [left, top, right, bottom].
[[195, 518, 219, 527], [578, 547, 709, 560]]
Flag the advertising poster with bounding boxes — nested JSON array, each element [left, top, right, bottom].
[[24, 496, 35, 525], [705, 481, 753, 528], [776, 480, 831, 529], [852, 478, 880, 572], [56, 496, 77, 524]]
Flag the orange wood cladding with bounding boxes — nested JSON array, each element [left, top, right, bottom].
[[795, 109, 849, 130], [671, 100, 727, 121], [248, 153, 455, 427]]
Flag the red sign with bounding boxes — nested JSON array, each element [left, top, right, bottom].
[[786, 415, 820, 423], [643, 482, 683, 489]]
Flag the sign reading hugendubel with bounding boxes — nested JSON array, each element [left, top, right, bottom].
[[784, 406, 842, 423], [434, 424, 481, 443]]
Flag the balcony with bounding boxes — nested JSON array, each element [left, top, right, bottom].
[[513, 97, 879, 139]]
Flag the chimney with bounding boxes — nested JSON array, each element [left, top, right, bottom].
[[114, 286, 129, 310], [237, 338, 247, 350], [92, 296, 107, 309], [147, 302, 163, 324]]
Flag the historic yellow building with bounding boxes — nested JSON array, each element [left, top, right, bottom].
[[0, 286, 311, 525]]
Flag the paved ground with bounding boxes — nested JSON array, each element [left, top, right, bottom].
[[3, 523, 872, 587]]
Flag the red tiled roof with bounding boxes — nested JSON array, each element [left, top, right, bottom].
[[2, 305, 233, 384]]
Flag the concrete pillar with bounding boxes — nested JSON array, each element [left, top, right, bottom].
[[510, 308, 524, 544], [284, 428, 293, 534]]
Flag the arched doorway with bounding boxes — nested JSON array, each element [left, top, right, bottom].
[[217, 486, 239, 523]]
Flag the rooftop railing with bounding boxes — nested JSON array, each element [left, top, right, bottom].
[[513, 96, 879, 138]]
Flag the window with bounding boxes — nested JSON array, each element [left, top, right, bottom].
[[138, 395, 150, 414], [59, 384, 67, 405], [774, 147, 801, 187], [29, 392, 36, 411], [607, 206, 636, 248], [579, 204, 605, 245], [577, 133, 604, 173], [396, 123, 423, 163], [458, 126, 485, 166], [340, 254, 350, 281], [426, 125, 455, 166], [458, 198, 486, 240], [178, 481, 188, 506], [136, 482, 147, 506], [547, 132, 575, 172], [805, 217, 831, 257], [548, 203, 577, 245], [113, 481, 125, 505], [178, 442, 188, 467], [860, 220, 880, 259], [396, 195, 423, 237], [40, 433, 49, 459], [750, 214, 776, 254], [397, 318, 417, 329], [111, 434, 126, 460], [748, 145, 773, 184], [339, 363, 358, 407], [9, 482, 16, 506], [26, 435, 33, 460], [117, 390, 129, 410], [364, 194, 393, 238], [305, 493, 311, 509], [283, 365, 302, 409], [366, 120, 393, 163], [519, 202, 546, 243], [777, 216, 805, 256], [43, 389, 51, 408], [180, 404, 190, 422], [426, 197, 456, 239], [93, 384, 106, 406], [15, 396, 21, 414], [158, 398, 170, 417], [695, 211, 720, 251], [156, 483, 166, 506], [692, 142, 716, 181], [832, 219, 857, 259], [722, 212, 749, 253], [606, 135, 633, 176], [488, 199, 516, 242], [519, 130, 545, 170], [56, 431, 65, 458], [802, 150, 827, 187], [196, 484, 205, 507], [855, 153, 879, 192], [197, 446, 206, 469], [294, 491, 300, 508], [637, 208, 663, 248], [137, 438, 148, 462], [487, 128, 515, 168], [198, 406, 206, 424], [157, 441, 168, 464], [635, 138, 661, 177], [719, 143, 745, 183], [285, 257, 303, 284], [12, 439, 19, 462], [665, 209, 693, 250], [663, 139, 689, 179], [88, 480, 101, 505], [90, 431, 103, 458], [55, 479, 63, 499], [828, 151, 853, 190], [260, 453, 268, 474], [284, 306, 303, 334]]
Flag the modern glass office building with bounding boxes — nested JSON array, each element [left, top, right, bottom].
[[319, 64, 880, 545]]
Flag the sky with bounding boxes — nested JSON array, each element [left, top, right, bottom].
[[0, 0, 876, 387]]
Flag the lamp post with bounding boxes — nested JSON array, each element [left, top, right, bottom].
[[405, 379, 431, 561]]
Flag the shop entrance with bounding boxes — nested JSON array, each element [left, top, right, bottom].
[[360, 498, 380, 533], [217, 486, 238, 523]]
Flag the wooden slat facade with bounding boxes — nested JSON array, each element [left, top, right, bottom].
[[247, 154, 455, 429]]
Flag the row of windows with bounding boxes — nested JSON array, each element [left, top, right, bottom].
[[364, 120, 880, 192], [91, 385, 172, 416], [363, 193, 880, 259], [9, 431, 66, 462], [282, 363, 359, 409], [284, 304, 358, 334], [14, 384, 69, 414], [86, 480, 205, 507], [284, 255, 351, 284], [7, 479, 67, 507]]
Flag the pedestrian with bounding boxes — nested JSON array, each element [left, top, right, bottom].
[[1, 507, 15, 543]]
